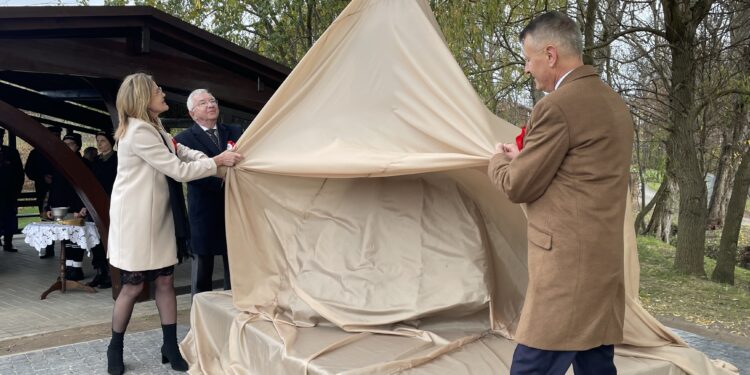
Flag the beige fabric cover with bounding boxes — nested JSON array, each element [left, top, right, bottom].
[[181, 0, 739, 373], [109, 119, 216, 271], [184, 291, 732, 375]]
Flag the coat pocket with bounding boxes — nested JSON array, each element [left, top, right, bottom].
[[528, 224, 552, 250]]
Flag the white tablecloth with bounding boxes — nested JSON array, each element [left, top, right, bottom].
[[22, 222, 100, 256]]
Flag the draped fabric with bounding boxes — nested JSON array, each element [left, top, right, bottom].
[[181, 1, 738, 374]]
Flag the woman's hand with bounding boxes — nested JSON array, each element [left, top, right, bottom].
[[212, 151, 244, 167]]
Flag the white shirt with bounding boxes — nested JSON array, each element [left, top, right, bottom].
[[199, 124, 218, 133], [555, 70, 574, 91], [198, 124, 220, 141]]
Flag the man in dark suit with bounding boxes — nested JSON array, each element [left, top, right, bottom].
[[25, 125, 63, 258], [0, 127, 24, 253], [25, 126, 62, 215], [175, 89, 242, 295]]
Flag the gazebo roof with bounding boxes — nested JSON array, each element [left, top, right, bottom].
[[0, 6, 290, 132]]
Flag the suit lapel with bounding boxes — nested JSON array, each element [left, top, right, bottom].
[[217, 123, 229, 150], [190, 124, 221, 156]]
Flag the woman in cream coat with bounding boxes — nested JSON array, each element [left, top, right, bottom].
[[106, 73, 242, 375]]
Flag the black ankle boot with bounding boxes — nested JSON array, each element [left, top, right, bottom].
[[3, 236, 16, 252], [87, 268, 103, 287], [107, 330, 125, 375], [161, 324, 188, 371]]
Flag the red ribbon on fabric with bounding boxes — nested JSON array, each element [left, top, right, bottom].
[[171, 138, 178, 152], [515, 126, 526, 151], [227, 140, 236, 151]]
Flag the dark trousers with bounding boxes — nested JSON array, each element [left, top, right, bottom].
[[1, 205, 17, 250], [510, 343, 616, 375], [64, 240, 84, 263], [90, 243, 107, 269], [191, 254, 231, 295]]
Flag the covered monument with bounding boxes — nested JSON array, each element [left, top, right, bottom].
[[181, 1, 739, 374]]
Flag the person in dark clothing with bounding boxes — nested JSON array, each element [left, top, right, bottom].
[[24, 126, 62, 258], [174, 89, 242, 295], [83, 147, 98, 163], [44, 132, 89, 281], [0, 127, 24, 253], [87, 131, 117, 289], [92, 132, 117, 195]]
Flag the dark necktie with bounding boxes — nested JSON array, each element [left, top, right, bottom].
[[206, 128, 220, 148]]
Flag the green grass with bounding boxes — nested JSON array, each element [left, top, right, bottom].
[[638, 235, 750, 337], [17, 206, 42, 230]]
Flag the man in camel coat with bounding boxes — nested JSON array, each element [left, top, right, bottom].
[[488, 11, 634, 374]]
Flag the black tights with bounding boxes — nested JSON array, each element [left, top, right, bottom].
[[111, 274, 177, 333]]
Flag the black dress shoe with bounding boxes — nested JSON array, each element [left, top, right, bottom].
[[39, 251, 54, 259], [87, 273, 102, 288]]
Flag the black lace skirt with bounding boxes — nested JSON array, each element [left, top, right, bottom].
[[120, 266, 174, 285]]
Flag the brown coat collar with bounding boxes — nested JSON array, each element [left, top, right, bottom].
[[557, 65, 598, 89]]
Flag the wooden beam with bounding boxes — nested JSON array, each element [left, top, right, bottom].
[[0, 82, 111, 129], [84, 78, 120, 132], [127, 26, 150, 55], [24, 113, 101, 135]]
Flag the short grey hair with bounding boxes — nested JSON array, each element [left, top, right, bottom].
[[186, 89, 212, 111], [519, 11, 583, 57]]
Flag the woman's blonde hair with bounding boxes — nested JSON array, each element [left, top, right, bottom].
[[114, 73, 163, 140]]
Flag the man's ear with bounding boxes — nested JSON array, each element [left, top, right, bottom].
[[546, 45, 558, 67]]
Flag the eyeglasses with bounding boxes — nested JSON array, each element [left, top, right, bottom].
[[195, 99, 218, 108]]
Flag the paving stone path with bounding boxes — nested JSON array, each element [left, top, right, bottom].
[[0, 326, 747, 374], [0, 326, 189, 375], [672, 328, 750, 372]]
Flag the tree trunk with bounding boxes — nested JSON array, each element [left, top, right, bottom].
[[669, 132, 707, 276], [659, 178, 678, 243], [662, 0, 713, 276], [580, 0, 598, 66], [630, 172, 641, 212], [635, 172, 667, 234], [707, 135, 732, 229], [718, 170, 735, 227], [646, 174, 676, 242], [707, 117, 744, 229], [712, 146, 750, 284], [712, 1, 750, 284]]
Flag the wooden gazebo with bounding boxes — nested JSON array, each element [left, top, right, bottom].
[[0, 6, 290, 298]]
